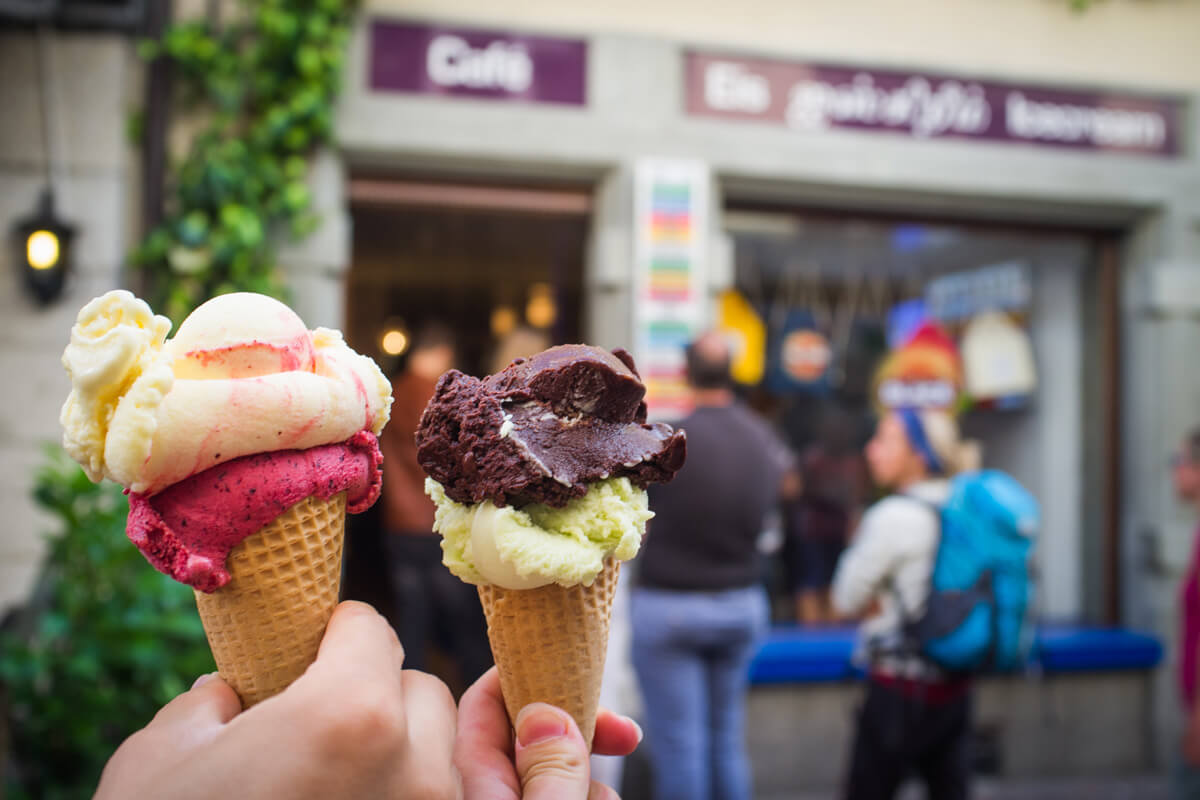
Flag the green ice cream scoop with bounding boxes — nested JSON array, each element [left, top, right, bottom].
[[427, 477, 652, 589]]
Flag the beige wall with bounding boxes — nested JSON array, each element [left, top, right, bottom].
[[0, 32, 138, 614], [366, 0, 1200, 92]]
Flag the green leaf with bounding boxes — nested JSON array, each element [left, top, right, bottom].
[[125, 0, 349, 316], [283, 181, 309, 211]]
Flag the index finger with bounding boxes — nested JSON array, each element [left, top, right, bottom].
[[302, 600, 406, 688], [456, 667, 522, 799]]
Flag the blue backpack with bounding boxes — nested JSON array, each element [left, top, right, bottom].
[[904, 470, 1040, 673]]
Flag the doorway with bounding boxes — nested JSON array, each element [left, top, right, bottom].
[[345, 177, 593, 377], [340, 176, 594, 691]]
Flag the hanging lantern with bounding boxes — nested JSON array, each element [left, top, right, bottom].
[[13, 189, 75, 306]]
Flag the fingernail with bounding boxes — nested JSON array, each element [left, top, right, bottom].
[[192, 672, 216, 689], [628, 717, 644, 744], [515, 705, 569, 747]]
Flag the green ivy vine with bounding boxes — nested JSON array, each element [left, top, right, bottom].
[[132, 0, 355, 322]]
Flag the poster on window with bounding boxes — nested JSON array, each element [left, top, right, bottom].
[[632, 158, 710, 420], [925, 261, 1037, 406], [873, 321, 965, 413]]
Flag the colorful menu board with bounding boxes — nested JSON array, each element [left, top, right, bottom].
[[632, 159, 709, 420]]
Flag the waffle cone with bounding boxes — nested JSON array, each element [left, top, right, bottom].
[[477, 559, 620, 749], [193, 492, 347, 707]]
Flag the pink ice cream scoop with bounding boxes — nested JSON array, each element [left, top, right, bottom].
[[127, 430, 383, 592]]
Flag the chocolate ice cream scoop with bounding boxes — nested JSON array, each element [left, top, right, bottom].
[[416, 345, 686, 508]]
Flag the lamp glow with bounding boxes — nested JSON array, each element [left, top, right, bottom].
[[27, 229, 60, 270], [491, 305, 517, 337], [381, 329, 409, 356], [13, 188, 74, 305], [525, 283, 557, 329]]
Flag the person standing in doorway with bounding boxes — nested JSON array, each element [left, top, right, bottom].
[[380, 323, 492, 691], [632, 331, 794, 800], [832, 408, 976, 800], [1172, 428, 1200, 800]]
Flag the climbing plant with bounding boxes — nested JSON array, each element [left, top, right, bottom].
[[132, 0, 355, 322]]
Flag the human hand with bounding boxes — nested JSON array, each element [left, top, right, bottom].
[[95, 601, 459, 800], [455, 667, 642, 800]]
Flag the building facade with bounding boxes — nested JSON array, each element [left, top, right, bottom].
[[2, 0, 1199, 775]]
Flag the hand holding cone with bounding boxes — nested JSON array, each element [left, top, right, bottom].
[[478, 560, 620, 748]]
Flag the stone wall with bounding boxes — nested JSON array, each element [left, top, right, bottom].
[[0, 32, 136, 614]]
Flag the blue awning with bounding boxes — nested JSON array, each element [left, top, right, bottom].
[[748, 624, 1163, 685]]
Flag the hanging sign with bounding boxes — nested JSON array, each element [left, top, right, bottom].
[[925, 261, 1032, 322], [633, 159, 710, 419], [766, 311, 832, 394], [960, 310, 1037, 401], [873, 321, 964, 412], [783, 328, 833, 383], [717, 289, 766, 386]]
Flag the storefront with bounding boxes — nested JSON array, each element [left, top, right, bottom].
[[282, 12, 1198, 779]]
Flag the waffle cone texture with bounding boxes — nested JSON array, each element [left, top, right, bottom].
[[477, 559, 620, 749], [193, 492, 346, 707]]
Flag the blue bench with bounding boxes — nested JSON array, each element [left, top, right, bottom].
[[748, 624, 1163, 685]]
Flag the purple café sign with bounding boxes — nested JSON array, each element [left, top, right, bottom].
[[370, 20, 587, 106], [685, 51, 1185, 157]]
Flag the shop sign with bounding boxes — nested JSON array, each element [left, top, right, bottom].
[[633, 159, 710, 420], [370, 20, 587, 106], [685, 51, 1184, 157]]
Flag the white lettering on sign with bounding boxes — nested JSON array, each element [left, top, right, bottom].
[[1004, 92, 1166, 150], [878, 378, 956, 410], [785, 74, 991, 138], [704, 61, 771, 113], [426, 34, 533, 93]]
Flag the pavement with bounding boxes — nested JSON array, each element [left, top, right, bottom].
[[777, 774, 1168, 800]]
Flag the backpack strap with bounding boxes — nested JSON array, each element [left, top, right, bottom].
[[884, 493, 945, 663]]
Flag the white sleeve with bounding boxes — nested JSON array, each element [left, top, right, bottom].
[[831, 503, 900, 616]]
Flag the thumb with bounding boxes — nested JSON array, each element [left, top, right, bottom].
[[513, 703, 591, 800], [150, 672, 243, 732]]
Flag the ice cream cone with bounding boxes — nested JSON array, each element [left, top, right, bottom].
[[193, 492, 347, 707], [477, 559, 620, 749]]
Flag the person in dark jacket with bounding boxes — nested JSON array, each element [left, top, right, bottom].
[[632, 331, 793, 800]]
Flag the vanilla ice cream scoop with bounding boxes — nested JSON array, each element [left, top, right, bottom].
[[167, 291, 317, 379], [61, 290, 392, 494]]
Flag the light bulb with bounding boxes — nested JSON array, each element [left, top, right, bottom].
[[27, 229, 60, 270], [381, 329, 409, 355]]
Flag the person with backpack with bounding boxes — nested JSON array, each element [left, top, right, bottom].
[[831, 408, 979, 800]]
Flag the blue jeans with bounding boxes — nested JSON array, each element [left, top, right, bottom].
[[631, 585, 769, 800]]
